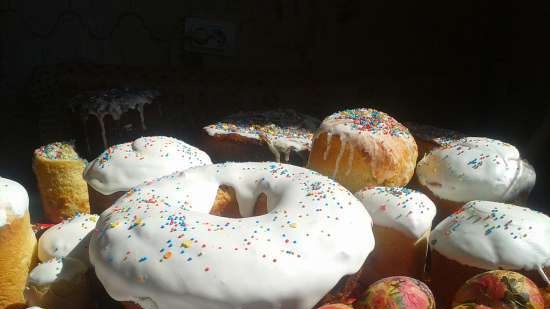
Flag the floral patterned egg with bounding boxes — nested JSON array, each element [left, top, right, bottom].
[[453, 270, 544, 309], [354, 276, 435, 309]]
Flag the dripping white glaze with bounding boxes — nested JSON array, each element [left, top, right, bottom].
[[346, 143, 355, 176], [332, 138, 347, 178], [90, 162, 374, 309], [69, 89, 160, 150], [204, 109, 319, 162], [263, 137, 281, 162], [91, 112, 109, 149], [137, 105, 146, 130], [323, 133, 333, 160], [313, 108, 417, 184], [538, 266, 550, 285]]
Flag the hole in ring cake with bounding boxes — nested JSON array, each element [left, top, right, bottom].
[[89, 162, 375, 309]]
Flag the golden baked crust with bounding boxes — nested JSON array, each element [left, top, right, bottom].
[[307, 109, 417, 192], [0, 211, 37, 309], [308, 132, 417, 193], [209, 185, 267, 218], [33, 155, 90, 222]]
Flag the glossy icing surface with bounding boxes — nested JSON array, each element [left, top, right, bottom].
[[38, 213, 99, 264], [204, 109, 319, 162], [90, 162, 374, 309], [84, 136, 212, 195], [416, 137, 535, 203], [27, 257, 87, 286], [355, 187, 436, 239], [0, 176, 29, 227], [430, 201, 550, 271]]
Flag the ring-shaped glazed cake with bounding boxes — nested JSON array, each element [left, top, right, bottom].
[[90, 162, 374, 309]]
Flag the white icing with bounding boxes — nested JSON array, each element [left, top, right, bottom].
[[203, 109, 319, 162], [69, 88, 160, 149], [27, 257, 87, 286], [38, 213, 99, 265], [313, 109, 417, 182], [96, 113, 108, 149], [539, 267, 550, 285], [416, 137, 536, 203], [90, 162, 374, 309], [0, 177, 29, 227], [84, 136, 212, 195], [332, 139, 347, 178], [345, 144, 354, 176], [323, 133, 333, 160], [430, 200, 550, 271], [355, 187, 436, 239]]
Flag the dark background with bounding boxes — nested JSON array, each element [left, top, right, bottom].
[[1, 1, 548, 216]]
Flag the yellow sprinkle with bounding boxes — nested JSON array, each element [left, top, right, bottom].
[[289, 223, 297, 228], [110, 222, 120, 228], [90, 216, 98, 222], [135, 218, 143, 225], [181, 240, 193, 248]]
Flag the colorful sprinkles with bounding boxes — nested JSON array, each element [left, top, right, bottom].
[[204, 109, 320, 152], [431, 200, 550, 270], [92, 162, 371, 291], [324, 108, 412, 137], [95, 136, 209, 169], [355, 186, 436, 239], [34, 142, 82, 161]]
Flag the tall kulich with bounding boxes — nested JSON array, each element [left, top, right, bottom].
[[354, 187, 436, 286], [0, 177, 38, 309], [33, 142, 90, 223]]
